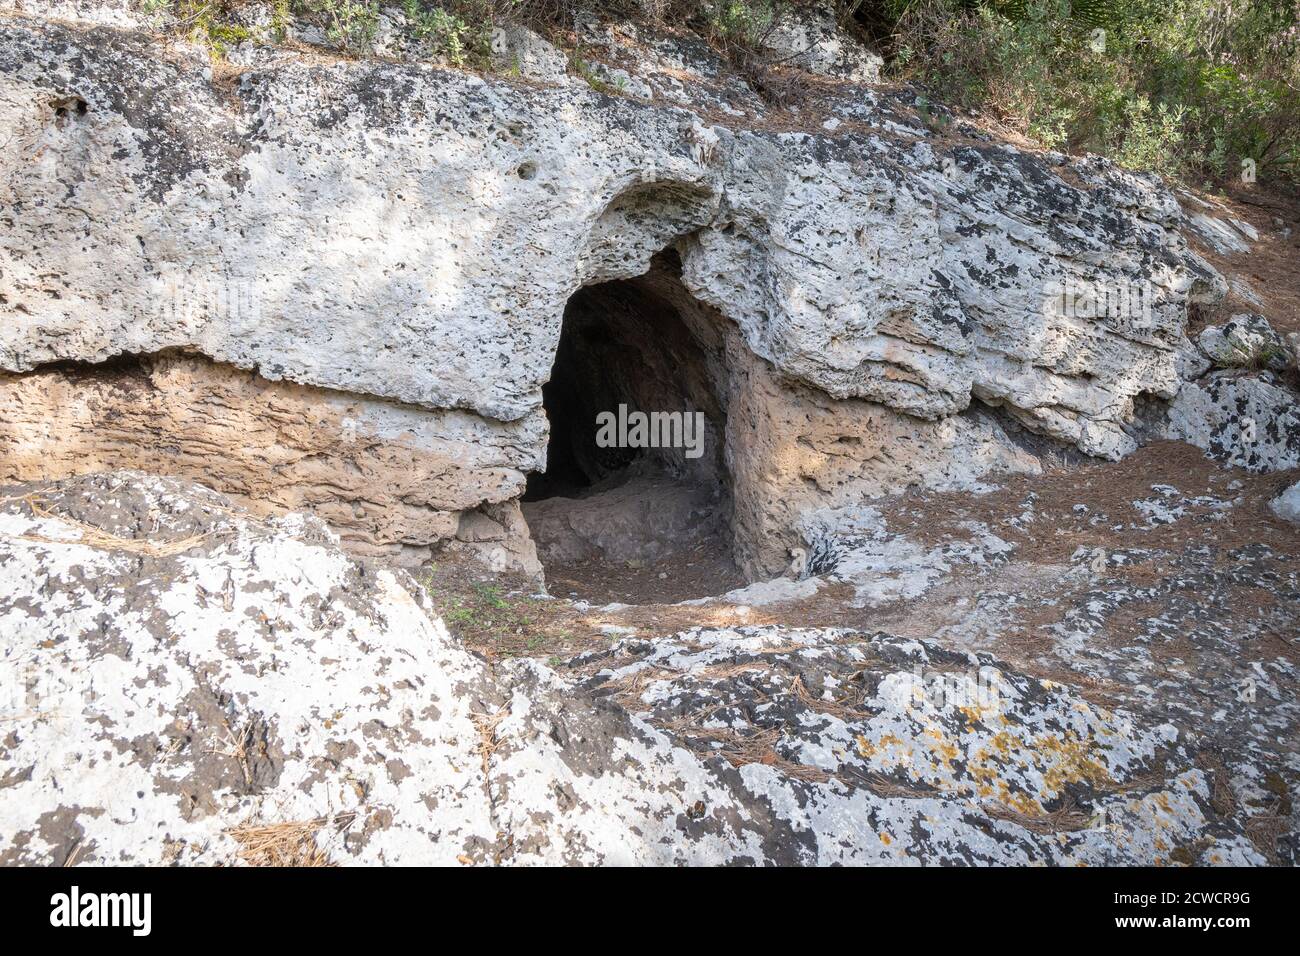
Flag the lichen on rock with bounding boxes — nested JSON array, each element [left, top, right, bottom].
[[0, 472, 1279, 865]]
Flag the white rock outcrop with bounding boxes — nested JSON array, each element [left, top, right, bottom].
[[10, 5, 1289, 578], [1, 15, 1219, 444], [1163, 371, 1300, 472], [1272, 480, 1300, 524], [0, 473, 1273, 865]]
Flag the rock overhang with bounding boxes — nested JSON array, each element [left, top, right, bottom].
[[1, 12, 1221, 447]]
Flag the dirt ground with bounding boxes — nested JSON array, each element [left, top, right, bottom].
[[421, 441, 1298, 689], [540, 534, 746, 605], [1184, 183, 1300, 337]]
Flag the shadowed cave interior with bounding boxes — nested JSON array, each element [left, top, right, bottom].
[[521, 255, 745, 603]]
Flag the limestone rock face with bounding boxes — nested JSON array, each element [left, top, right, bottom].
[[1, 12, 1217, 448], [0, 473, 1270, 865], [0, 352, 544, 569]]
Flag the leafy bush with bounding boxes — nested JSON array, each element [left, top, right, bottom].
[[879, 0, 1300, 186], [303, 0, 383, 52], [401, 0, 494, 66]]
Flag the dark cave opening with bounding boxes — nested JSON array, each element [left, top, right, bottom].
[[522, 254, 744, 603]]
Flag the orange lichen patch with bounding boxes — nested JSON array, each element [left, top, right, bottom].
[[967, 727, 1118, 812], [880, 832, 893, 846], [982, 730, 1022, 760], [1034, 734, 1114, 794], [856, 732, 907, 759], [994, 784, 1042, 817], [919, 726, 963, 773]]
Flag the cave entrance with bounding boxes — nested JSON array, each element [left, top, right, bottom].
[[522, 253, 743, 603]]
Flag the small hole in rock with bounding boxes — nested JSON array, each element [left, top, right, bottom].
[[51, 95, 88, 123]]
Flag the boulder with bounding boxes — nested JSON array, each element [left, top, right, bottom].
[[1198, 313, 1291, 372], [1164, 371, 1300, 472], [1271, 481, 1300, 524]]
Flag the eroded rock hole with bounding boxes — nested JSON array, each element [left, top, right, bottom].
[[50, 95, 88, 124], [523, 255, 744, 603]]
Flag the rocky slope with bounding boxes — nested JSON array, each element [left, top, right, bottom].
[[0, 472, 1282, 865]]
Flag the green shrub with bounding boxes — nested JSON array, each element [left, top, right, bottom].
[[707, 0, 782, 49], [881, 0, 1300, 186], [300, 0, 383, 53], [402, 0, 495, 67]]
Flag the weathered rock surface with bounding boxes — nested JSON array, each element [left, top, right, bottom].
[[1162, 370, 1300, 472], [0, 352, 544, 570], [1198, 313, 1291, 372], [0, 6, 1229, 571], [0, 471, 1281, 865], [524, 474, 725, 564], [762, 7, 883, 82], [1272, 481, 1300, 524], [1185, 210, 1256, 256]]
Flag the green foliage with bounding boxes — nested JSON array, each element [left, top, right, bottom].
[[706, 0, 781, 48], [401, 0, 495, 67], [299, 0, 382, 53], [1217, 333, 1291, 369], [882, 0, 1300, 185], [143, 0, 259, 56], [570, 50, 628, 93]]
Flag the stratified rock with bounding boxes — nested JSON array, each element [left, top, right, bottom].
[[0, 353, 544, 571]]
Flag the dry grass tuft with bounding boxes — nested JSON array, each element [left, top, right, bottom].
[[790, 674, 863, 720], [227, 818, 335, 867], [596, 665, 681, 707], [16, 496, 212, 557], [468, 708, 508, 777], [672, 723, 833, 784], [1245, 802, 1290, 862], [207, 717, 255, 790], [694, 661, 768, 682], [842, 767, 940, 799], [984, 796, 1093, 834]]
